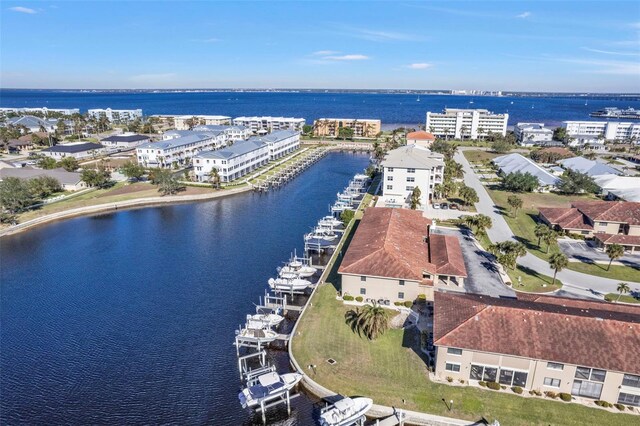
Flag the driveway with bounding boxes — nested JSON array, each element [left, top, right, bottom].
[[455, 148, 640, 295], [558, 239, 640, 267], [433, 227, 514, 298]]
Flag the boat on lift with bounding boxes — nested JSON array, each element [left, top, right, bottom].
[[238, 371, 303, 409], [268, 277, 312, 291], [319, 397, 374, 426], [318, 215, 343, 228], [247, 313, 284, 328], [278, 260, 317, 278], [236, 321, 279, 343]]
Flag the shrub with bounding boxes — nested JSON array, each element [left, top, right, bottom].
[[529, 389, 542, 396], [614, 403, 625, 411], [500, 385, 507, 390], [628, 405, 634, 411], [403, 301, 413, 308], [446, 376, 453, 383], [355, 296, 363, 302], [511, 386, 523, 394], [479, 381, 487, 387], [595, 400, 613, 408], [544, 391, 558, 399], [604, 295, 614, 302], [417, 294, 427, 302], [394, 301, 402, 306], [343, 295, 354, 301], [458, 379, 465, 384], [486, 381, 501, 390], [559, 393, 571, 402]]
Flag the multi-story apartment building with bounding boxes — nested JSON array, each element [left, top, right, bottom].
[[312, 118, 381, 139], [562, 121, 640, 146], [434, 292, 640, 408], [426, 109, 508, 140], [88, 108, 143, 123], [174, 115, 231, 130], [379, 145, 444, 209], [192, 125, 251, 142], [0, 107, 80, 116], [136, 133, 224, 168], [338, 208, 467, 302], [513, 123, 554, 146], [193, 139, 269, 183], [232, 116, 305, 134], [249, 130, 300, 160]]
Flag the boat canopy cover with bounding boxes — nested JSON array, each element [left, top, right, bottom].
[[334, 397, 354, 412], [258, 372, 281, 387]]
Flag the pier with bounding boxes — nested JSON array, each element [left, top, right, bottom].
[[251, 147, 329, 192]]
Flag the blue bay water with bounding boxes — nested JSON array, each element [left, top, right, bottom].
[[0, 151, 370, 425], [1, 89, 639, 128]]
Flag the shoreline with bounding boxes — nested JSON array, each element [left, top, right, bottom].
[[0, 186, 252, 238]]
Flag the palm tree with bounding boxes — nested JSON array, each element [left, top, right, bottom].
[[208, 168, 221, 189], [432, 183, 443, 200], [542, 230, 558, 254], [616, 282, 631, 302], [358, 302, 389, 340], [344, 307, 362, 336], [534, 223, 550, 247], [507, 195, 523, 218], [606, 244, 624, 271], [548, 253, 568, 285], [410, 186, 422, 210], [474, 214, 493, 239]]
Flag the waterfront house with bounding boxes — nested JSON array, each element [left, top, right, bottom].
[[406, 131, 436, 148], [426, 109, 508, 140], [136, 133, 223, 168], [492, 153, 560, 191], [312, 118, 381, 139], [338, 208, 467, 303], [40, 142, 106, 160], [233, 116, 305, 134], [562, 121, 640, 146], [379, 145, 444, 209], [101, 133, 151, 149], [0, 167, 86, 191], [193, 139, 269, 183], [174, 115, 231, 130], [433, 291, 640, 408], [88, 108, 143, 123], [514, 123, 553, 146]]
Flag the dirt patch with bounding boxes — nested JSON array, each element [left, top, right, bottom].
[[182, 186, 217, 195], [97, 183, 153, 198]]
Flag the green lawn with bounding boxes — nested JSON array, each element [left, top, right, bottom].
[[507, 265, 563, 293], [462, 150, 501, 164], [604, 293, 640, 304], [567, 262, 640, 283], [292, 283, 635, 425]]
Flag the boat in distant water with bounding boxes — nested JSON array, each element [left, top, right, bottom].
[[590, 107, 640, 119]]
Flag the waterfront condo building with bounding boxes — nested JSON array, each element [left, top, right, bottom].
[[380, 145, 444, 209], [193, 139, 269, 183], [562, 121, 640, 146], [174, 115, 232, 130], [426, 109, 508, 140], [249, 129, 300, 160], [0, 107, 80, 116], [433, 292, 640, 408], [312, 118, 381, 139], [136, 133, 224, 168], [88, 108, 143, 123], [338, 208, 467, 303], [192, 125, 251, 142], [232, 116, 305, 134], [513, 123, 554, 146]]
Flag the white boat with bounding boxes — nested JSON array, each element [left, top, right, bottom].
[[247, 313, 284, 328], [305, 227, 339, 242], [279, 263, 317, 278], [238, 371, 303, 409], [319, 397, 374, 426], [268, 277, 312, 291], [236, 321, 279, 343], [318, 215, 343, 228]]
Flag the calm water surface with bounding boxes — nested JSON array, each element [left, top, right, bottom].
[[0, 151, 369, 425]]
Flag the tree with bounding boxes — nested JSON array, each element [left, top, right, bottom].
[[302, 124, 313, 135], [340, 209, 355, 226], [337, 126, 355, 140], [28, 176, 62, 198], [534, 223, 550, 247], [58, 156, 79, 172], [507, 195, 523, 217], [81, 164, 111, 188], [0, 177, 35, 214], [616, 282, 631, 302], [431, 140, 456, 160], [208, 168, 221, 189], [488, 241, 526, 270], [432, 183, 444, 200], [542, 229, 559, 253], [553, 127, 567, 141], [556, 170, 599, 194], [491, 139, 512, 154], [502, 172, 539, 192], [344, 307, 362, 335], [345, 302, 390, 340], [410, 186, 422, 210], [461, 214, 492, 239], [152, 169, 184, 195], [605, 244, 625, 271], [38, 156, 58, 170], [120, 161, 146, 181], [56, 119, 67, 137], [444, 159, 464, 180], [548, 253, 568, 286], [458, 185, 479, 206]]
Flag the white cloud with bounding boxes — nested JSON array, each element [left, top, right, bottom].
[[581, 47, 640, 56], [9, 6, 37, 14], [313, 50, 340, 56], [323, 54, 369, 61], [407, 63, 432, 69], [516, 11, 531, 19]]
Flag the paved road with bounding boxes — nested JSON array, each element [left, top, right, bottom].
[[455, 148, 640, 295], [558, 238, 640, 267]]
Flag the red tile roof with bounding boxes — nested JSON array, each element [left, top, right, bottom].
[[593, 233, 640, 247], [538, 207, 593, 230], [407, 131, 436, 141], [434, 291, 640, 375], [572, 201, 640, 226], [338, 208, 467, 281]]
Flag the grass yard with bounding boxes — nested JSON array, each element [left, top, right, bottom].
[[507, 265, 563, 293], [604, 293, 640, 304], [462, 150, 501, 164], [292, 283, 635, 425], [566, 262, 640, 283]]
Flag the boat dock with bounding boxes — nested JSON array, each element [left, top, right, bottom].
[[251, 147, 329, 192]]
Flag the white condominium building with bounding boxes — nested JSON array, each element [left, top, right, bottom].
[[174, 115, 232, 130], [193, 139, 269, 183], [0, 107, 80, 116], [249, 130, 300, 160], [426, 108, 508, 140], [192, 125, 251, 142], [88, 108, 143, 123], [380, 145, 445, 210], [232, 116, 305, 134], [562, 121, 640, 146], [514, 123, 554, 146], [136, 132, 224, 168]]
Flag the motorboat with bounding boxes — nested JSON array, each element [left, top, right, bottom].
[[319, 397, 374, 426], [268, 277, 312, 291], [279, 261, 317, 278], [305, 227, 339, 242], [236, 321, 279, 343], [247, 313, 284, 328], [238, 371, 303, 409], [318, 215, 343, 228]]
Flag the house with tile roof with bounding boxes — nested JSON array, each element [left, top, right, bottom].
[[406, 131, 436, 148], [433, 291, 640, 406], [539, 201, 640, 253], [338, 208, 467, 303]]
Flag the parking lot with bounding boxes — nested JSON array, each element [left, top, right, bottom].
[[558, 239, 640, 267]]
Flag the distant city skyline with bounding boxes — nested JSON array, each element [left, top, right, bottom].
[[1, 1, 639, 92]]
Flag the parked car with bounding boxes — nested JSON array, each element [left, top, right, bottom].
[[441, 204, 449, 210], [432, 203, 441, 209], [449, 203, 459, 210]]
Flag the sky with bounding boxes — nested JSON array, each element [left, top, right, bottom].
[[1, 1, 639, 92]]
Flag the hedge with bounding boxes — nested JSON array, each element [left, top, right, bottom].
[[355, 296, 363, 302], [511, 386, 523, 394], [486, 381, 501, 390], [559, 393, 571, 402], [343, 295, 354, 301]]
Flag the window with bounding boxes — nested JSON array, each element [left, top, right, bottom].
[[575, 367, 606, 382], [406, 177, 415, 183], [387, 176, 393, 181], [618, 392, 640, 407], [623, 374, 640, 388], [470, 364, 497, 382], [547, 362, 564, 370], [406, 186, 414, 191], [407, 168, 415, 173], [544, 377, 561, 388], [399, 280, 405, 286], [386, 185, 393, 190], [387, 167, 394, 172], [360, 276, 367, 282], [446, 363, 461, 372], [398, 292, 405, 299], [499, 369, 528, 387], [447, 348, 462, 356], [572, 380, 603, 399], [360, 288, 366, 295]]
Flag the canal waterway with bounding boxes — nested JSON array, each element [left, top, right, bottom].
[[0, 151, 370, 425]]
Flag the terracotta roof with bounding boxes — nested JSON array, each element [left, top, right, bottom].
[[407, 131, 436, 141], [538, 207, 593, 230], [338, 208, 467, 281], [434, 292, 640, 375], [572, 201, 640, 226], [516, 293, 640, 315], [593, 233, 640, 247]]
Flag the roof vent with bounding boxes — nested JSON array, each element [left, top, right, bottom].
[[475, 315, 479, 321], [596, 317, 603, 321]]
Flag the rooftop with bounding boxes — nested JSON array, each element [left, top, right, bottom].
[[493, 153, 560, 186], [139, 134, 215, 150], [0, 167, 83, 186], [540, 201, 640, 228], [434, 291, 640, 375], [407, 131, 436, 141], [248, 129, 298, 144], [558, 157, 621, 177], [101, 134, 149, 143], [593, 175, 640, 202], [381, 145, 444, 170], [196, 138, 267, 160], [41, 142, 104, 154]]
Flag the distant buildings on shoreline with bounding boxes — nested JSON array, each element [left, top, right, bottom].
[[87, 108, 143, 123], [312, 118, 381, 139], [426, 108, 508, 140]]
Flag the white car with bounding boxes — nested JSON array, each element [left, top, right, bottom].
[[433, 203, 441, 209]]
